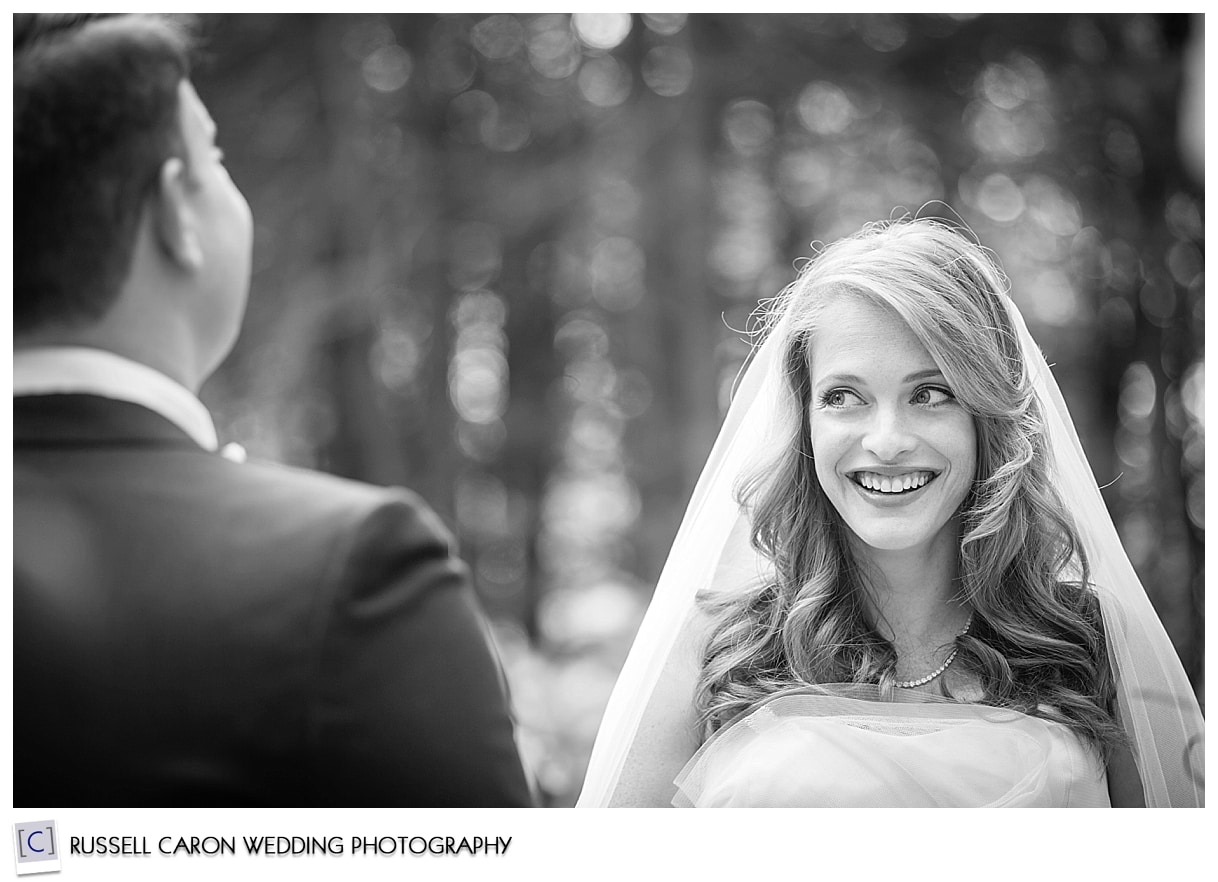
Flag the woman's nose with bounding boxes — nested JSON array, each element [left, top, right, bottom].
[[860, 406, 916, 461]]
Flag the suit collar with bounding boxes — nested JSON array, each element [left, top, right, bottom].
[[13, 346, 218, 451]]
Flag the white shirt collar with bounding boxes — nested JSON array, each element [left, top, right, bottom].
[[13, 346, 219, 452]]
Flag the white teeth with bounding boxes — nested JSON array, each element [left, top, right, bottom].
[[853, 471, 933, 494]]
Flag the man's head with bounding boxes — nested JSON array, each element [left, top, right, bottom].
[[14, 14, 252, 385]]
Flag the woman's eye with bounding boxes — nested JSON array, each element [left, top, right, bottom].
[[820, 389, 862, 408], [912, 386, 953, 406]]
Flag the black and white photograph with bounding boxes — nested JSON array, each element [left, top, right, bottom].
[[10, 7, 1204, 835]]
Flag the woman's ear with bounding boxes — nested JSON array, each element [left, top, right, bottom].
[[152, 156, 203, 271]]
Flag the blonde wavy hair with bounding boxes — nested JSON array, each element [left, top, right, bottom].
[[695, 217, 1125, 757]]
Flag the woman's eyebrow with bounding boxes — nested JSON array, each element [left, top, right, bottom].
[[815, 368, 945, 386], [816, 372, 865, 386]]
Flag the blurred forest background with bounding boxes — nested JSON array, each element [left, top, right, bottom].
[[192, 13, 1205, 806]]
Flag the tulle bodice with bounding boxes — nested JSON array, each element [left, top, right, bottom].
[[674, 687, 1110, 807]]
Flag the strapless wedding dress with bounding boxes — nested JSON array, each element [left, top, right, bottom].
[[673, 686, 1110, 807]]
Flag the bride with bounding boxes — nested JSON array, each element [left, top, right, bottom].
[[579, 217, 1204, 807]]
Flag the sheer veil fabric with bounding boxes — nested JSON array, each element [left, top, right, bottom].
[[577, 289, 1204, 808]]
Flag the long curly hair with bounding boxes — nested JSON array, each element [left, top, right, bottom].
[[695, 217, 1125, 758]]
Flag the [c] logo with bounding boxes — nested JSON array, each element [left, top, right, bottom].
[[12, 821, 60, 876]]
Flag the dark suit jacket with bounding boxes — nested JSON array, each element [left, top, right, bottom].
[[14, 394, 532, 806]]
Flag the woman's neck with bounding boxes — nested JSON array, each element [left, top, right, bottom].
[[849, 522, 968, 642]]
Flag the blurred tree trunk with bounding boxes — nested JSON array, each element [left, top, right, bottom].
[[501, 223, 561, 639], [309, 18, 411, 488], [387, 14, 460, 516], [631, 18, 720, 584]]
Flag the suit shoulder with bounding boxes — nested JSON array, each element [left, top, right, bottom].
[[221, 457, 414, 509], [221, 457, 456, 548]]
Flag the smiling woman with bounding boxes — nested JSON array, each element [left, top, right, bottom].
[[697, 220, 1121, 755], [578, 216, 1205, 808]]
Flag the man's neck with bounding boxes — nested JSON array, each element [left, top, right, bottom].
[[16, 319, 204, 393]]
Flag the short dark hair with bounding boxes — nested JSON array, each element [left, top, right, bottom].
[[14, 13, 196, 333]]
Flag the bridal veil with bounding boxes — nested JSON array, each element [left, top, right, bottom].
[[578, 227, 1204, 808]]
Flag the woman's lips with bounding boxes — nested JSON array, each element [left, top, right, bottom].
[[848, 469, 938, 495]]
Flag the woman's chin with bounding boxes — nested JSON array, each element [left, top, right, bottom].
[[855, 534, 926, 553], [846, 522, 953, 555]]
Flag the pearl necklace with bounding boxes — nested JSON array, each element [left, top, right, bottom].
[[894, 612, 974, 689]]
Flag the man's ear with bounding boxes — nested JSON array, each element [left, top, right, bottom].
[[152, 157, 203, 271]]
